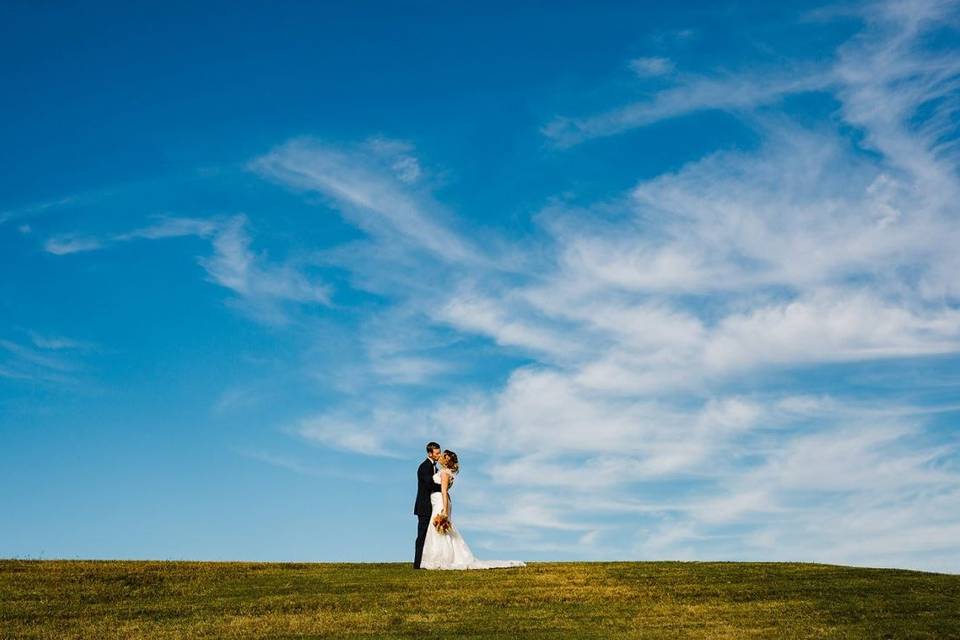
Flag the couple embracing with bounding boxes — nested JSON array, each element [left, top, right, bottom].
[[413, 442, 526, 570]]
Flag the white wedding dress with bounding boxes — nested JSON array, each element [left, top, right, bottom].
[[420, 468, 526, 570]]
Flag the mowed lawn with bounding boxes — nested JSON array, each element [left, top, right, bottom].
[[2, 560, 959, 639]]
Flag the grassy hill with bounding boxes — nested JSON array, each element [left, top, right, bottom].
[[2, 560, 958, 639]]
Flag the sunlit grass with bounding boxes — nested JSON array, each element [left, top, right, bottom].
[[2, 560, 958, 638]]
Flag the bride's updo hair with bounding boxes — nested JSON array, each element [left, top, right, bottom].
[[441, 449, 460, 473]]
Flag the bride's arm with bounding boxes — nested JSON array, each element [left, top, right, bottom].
[[440, 470, 450, 516]]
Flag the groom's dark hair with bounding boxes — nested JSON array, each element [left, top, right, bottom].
[[426, 442, 441, 453]]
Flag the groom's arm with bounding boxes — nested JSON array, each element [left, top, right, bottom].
[[417, 461, 432, 490]]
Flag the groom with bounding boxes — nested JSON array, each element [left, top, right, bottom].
[[413, 441, 443, 569]]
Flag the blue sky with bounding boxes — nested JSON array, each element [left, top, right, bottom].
[[2, 0, 960, 571]]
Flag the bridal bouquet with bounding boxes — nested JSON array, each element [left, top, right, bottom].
[[432, 513, 452, 534]]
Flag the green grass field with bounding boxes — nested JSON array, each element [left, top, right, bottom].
[[2, 560, 958, 639]]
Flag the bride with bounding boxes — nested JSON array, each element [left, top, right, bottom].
[[420, 450, 526, 570]]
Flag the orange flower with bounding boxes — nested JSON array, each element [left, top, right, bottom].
[[432, 514, 452, 534]]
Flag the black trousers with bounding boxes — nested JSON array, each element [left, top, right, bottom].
[[413, 514, 431, 569]]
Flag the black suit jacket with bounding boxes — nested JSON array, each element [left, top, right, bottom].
[[413, 458, 442, 516]]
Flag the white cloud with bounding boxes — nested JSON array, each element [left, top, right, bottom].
[[44, 235, 104, 255], [115, 217, 219, 241], [368, 355, 451, 385], [43, 214, 330, 324], [294, 412, 406, 459], [629, 56, 675, 77], [198, 215, 331, 323], [437, 292, 577, 360], [542, 64, 834, 147], [261, 0, 960, 570], [668, 418, 960, 571], [29, 332, 93, 351], [0, 333, 88, 384], [540, 119, 959, 300], [249, 136, 479, 264], [233, 448, 377, 482], [703, 289, 960, 373], [0, 194, 78, 226], [28, 0, 959, 570], [43, 216, 217, 255]]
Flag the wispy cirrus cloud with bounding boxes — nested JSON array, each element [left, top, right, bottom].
[[628, 56, 675, 77], [43, 216, 218, 255], [292, 411, 406, 459], [0, 194, 79, 226], [639, 417, 960, 570], [197, 215, 331, 324], [43, 235, 105, 256], [249, 136, 480, 264], [28, 332, 95, 351], [259, 0, 960, 570], [542, 63, 834, 147], [0, 332, 90, 384], [43, 214, 330, 324], [23, 0, 960, 571], [232, 447, 377, 481]]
